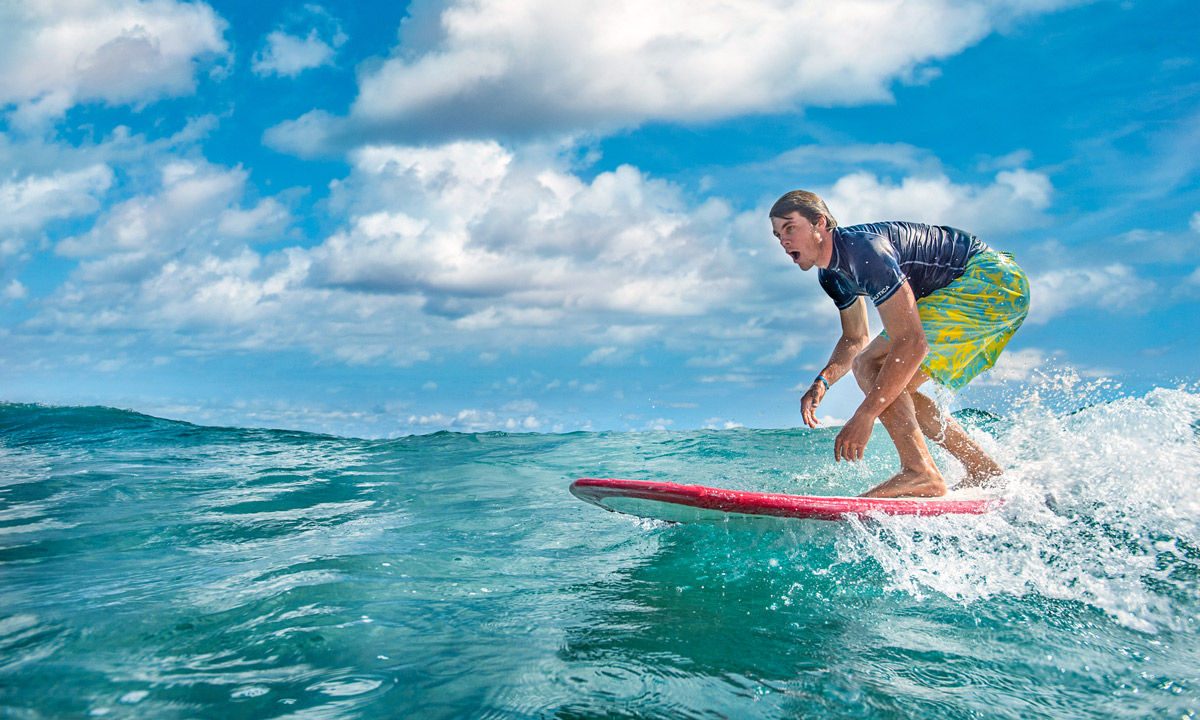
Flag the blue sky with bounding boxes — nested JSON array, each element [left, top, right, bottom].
[[1, 0, 1198, 437]]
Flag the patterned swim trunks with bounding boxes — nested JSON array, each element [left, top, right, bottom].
[[894, 249, 1030, 389]]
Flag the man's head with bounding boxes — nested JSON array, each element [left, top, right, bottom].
[[769, 190, 837, 230], [770, 190, 836, 271]]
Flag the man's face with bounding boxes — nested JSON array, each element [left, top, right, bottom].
[[771, 212, 822, 271]]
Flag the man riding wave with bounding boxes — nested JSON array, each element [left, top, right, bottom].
[[770, 190, 1030, 498]]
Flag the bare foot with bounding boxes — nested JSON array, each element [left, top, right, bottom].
[[861, 468, 946, 498]]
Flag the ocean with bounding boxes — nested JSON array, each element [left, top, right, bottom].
[[1, 386, 1198, 719]]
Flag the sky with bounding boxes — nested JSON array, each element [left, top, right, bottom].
[[1, 0, 1198, 437]]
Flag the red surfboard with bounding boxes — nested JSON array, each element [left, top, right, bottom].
[[570, 477, 1001, 523]]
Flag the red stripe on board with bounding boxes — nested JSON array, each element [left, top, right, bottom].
[[570, 477, 1000, 521]]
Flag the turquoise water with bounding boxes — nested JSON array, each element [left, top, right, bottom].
[[1, 389, 1198, 719]]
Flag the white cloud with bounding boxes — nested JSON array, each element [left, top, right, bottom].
[[770, 142, 943, 177], [1191, 211, 1200, 233], [978, 347, 1050, 384], [3, 280, 28, 300], [0, 0, 227, 124], [1180, 266, 1200, 295], [307, 140, 746, 321], [972, 346, 1116, 386], [30, 139, 746, 365], [268, 0, 1079, 146], [263, 109, 339, 158], [0, 165, 114, 232], [252, 29, 338, 77], [28, 158, 303, 350], [216, 198, 290, 239], [25, 133, 1086, 383], [582, 346, 633, 366], [56, 161, 268, 258], [1026, 264, 1152, 324], [698, 373, 769, 386], [406, 408, 542, 433], [0, 114, 219, 192], [686, 350, 742, 368], [821, 168, 1053, 234], [759, 335, 805, 365]]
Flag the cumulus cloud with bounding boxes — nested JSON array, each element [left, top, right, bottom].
[[0, 0, 227, 125], [1026, 264, 1152, 324], [307, 141, 746, 322], [973, 346, 1113, 385], [56, 161, 284, 259], [0, 165, 114, 232], [30, 159, 299, 345], [252, 4, 346, 78], [978, 347, 1051, 384], [252, 29, 341, 77], [822, 168, 1053, 234], [269, 0, 1081, 148], [3, 280, 28, 301], [27, 136, 1080, 378], [32, 140, 748, 365], [406, 408, 543, 433]]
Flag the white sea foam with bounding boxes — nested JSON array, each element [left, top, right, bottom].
[[837, 382, 1200, 633]]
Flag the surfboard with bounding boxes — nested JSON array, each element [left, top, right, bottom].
[[570, 477, 1001, 523]]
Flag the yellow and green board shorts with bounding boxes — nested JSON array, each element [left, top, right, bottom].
[[885, 250, 1030, 390]]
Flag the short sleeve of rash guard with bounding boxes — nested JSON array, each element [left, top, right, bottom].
[[847, 230, 907, 306], [818, 268, 861, 310]]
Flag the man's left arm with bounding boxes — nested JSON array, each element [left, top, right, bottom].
[[834, 282, 928, 461]]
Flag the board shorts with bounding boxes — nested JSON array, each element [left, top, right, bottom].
[[883, 249, 1030, 389]]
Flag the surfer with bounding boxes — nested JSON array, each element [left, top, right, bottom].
[[769, 191, 1029, 498]]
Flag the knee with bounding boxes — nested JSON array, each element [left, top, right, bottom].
[[851, 351, 881, 387]]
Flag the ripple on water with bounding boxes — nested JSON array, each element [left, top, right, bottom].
[[1, 395, 1199, 719], [306, 676, 384, 697]]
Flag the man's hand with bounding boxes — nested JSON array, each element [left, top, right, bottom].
[[801, 381, 826, 428], [834, 411, 874, 462]]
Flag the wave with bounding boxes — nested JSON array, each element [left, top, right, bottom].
[[4, 384, 1199, 636], [836, 385, 1200, 633]]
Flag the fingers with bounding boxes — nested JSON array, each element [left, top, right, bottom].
[[836, 442, 862, 462], [802, 391, 821, 429], [833, 430, 865, 462]]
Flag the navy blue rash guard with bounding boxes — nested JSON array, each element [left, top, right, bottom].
[[817, 221, 987, 310]]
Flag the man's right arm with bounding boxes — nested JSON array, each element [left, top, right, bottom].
[[801, 297, 870, 428]]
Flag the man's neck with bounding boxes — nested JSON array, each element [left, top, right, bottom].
[[815, 227, 836, 268]]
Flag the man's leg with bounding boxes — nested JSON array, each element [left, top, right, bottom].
[[909, 391, 1003, 486], [851, 336, 946, 498]]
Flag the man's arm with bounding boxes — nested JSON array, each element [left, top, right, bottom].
[[833, 283, 928, 460], [860, 283, 928, 414], [801, 297, 870, 428]]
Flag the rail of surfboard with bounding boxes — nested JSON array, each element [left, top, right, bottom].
[[570, 478, 1002, 521]]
